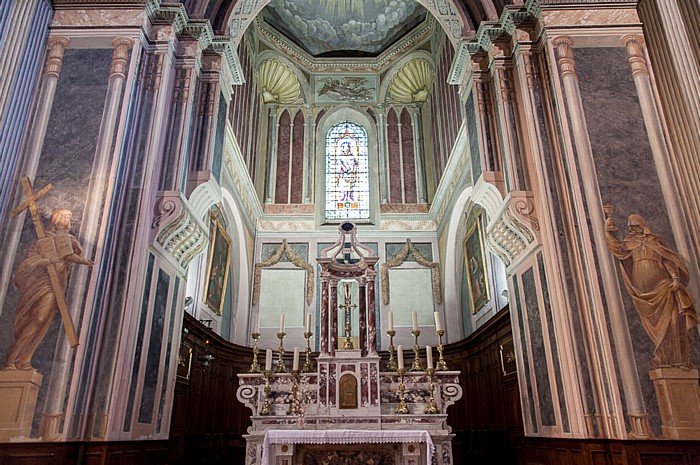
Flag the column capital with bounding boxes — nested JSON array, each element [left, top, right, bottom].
[[111, 37, 134, 78], [44, 36, 71, 78], [552, 36, 576, 77], [621, 34, 649, 77]]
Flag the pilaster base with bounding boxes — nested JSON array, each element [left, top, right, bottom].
[[0, 369, 43, 441], [649, 367, 700, 439]]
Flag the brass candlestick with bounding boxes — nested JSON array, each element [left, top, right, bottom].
[[436, 329, 448, 371], [287, 370, 301, 415], [395, 368, 409, 414], [386, 330, 398, 371], [424, 368, 439, 414], [410, 329, 423, 372], [303, 331, 313, 373], [260, 370, 273, 415], [276, 332, 287, 373], [249, 332, 261, 373]]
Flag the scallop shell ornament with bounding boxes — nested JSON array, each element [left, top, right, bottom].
[[389, 58, 434, 103], [257, 59, 301, 104]]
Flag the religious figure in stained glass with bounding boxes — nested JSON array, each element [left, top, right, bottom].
[[325, 122, 370, 220]]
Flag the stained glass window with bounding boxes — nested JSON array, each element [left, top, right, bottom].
[[325, 121, 370, 220]]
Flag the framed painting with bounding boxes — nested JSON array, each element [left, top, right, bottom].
[[204, 219, 232, 315], [463, 215, 489, 314]]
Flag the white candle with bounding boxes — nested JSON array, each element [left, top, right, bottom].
[[265, 348, 272, 371], [434, 312, 443, 332], [387, 311, 394, 332], [397, 345, 404, 370], [279, 313, 285, 333], [305, 314, 311, 333], [412, 311, 419, 331], [426, 345, 433, 369], [293, 347, 300, 371], [255, 317, 260, 334]]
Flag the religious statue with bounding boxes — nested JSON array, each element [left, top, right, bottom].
[[604, 206, 699, 369], [4, 208, 93, 371]]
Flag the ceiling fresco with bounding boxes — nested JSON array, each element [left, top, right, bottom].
[[261, 0, 428, 57]]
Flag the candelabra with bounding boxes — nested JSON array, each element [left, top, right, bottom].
[[249, 332, 261, 373], [276, 332, 287, 373], [410, 329, 423, 371], [395, 368, 409, 414], [435, 329, 448, 371], [287, 370, 301, 415], [386, 330, 398, 371], [424, 368, 439, 414], [303, 331, 313, 373], [259, 370, 273, 415]]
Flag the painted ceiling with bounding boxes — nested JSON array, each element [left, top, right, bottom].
[[260, 0, 428, 57]]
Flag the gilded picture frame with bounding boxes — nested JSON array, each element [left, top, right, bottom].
[[463, 215, 489, 314], [204, 219, 232, 315]]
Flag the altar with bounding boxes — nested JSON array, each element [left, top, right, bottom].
[[261, 429, 434, 465], [237, 223, 462, 465]]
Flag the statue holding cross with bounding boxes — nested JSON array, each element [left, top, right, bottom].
[[3, 176, 93, 371]]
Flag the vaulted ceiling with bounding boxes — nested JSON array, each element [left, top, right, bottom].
[[185, 0, 517, 50]]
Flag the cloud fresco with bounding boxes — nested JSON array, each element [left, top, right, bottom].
[[263, 0, 426, 56]]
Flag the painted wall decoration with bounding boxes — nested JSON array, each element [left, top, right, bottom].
[[463, 215, 489, 314], [204, 219, 232, 315], [316, 75, 376, 103]]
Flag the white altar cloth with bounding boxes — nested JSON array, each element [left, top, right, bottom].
[[261, 429, 435, 465]]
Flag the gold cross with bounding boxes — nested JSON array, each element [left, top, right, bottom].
[[11, 176, 78, 347]]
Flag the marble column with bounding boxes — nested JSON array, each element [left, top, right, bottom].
[[358, 279, 367, 356], [0, 36, 70, 312], [377, 104, 390, 204], [264, 102, 279, 204], [366, 272, 377, 356], [492, 62, 519, 192], [330, 279, 338, 356], [621, 34, 700, 298], [552, 35, 649, 439], [409, 102, 427, 203], [320, 274, 329, 355]]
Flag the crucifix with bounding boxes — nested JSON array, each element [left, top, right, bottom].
[[11, 176, 79, 347], [340, 281, 357, 349]]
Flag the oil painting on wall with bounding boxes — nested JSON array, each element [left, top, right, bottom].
[[463, 215, 489, 314], [204, 219, 231, 315]]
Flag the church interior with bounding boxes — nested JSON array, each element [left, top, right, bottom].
[[1, 0, 700, 464]]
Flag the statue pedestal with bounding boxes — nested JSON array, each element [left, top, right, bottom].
[[0, 369, 43, 441], [649, 367, 700, 439]]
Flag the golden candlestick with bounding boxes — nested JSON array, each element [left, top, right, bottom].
[[424, 368, 439, 414], [303, 331, 313, 373], [260, 370, 273, 415], [395, 368, 409, 414], [276, 332, 287, 373], [249, 332, 262, 373], [410, 329, 423, 372], [287, 370, 301, 415], [386, 330, 398, 371], [436, 329, 448, 371]]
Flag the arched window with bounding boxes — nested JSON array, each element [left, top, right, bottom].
[[325, 121, 370, 220]]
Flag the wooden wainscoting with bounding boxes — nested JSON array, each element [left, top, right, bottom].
[[0, 440, 169, 465]]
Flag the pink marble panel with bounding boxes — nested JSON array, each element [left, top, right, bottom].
[[340, 364, 356, 373], [359, 283, 367, 355], [275, 110, 291, 203], [367, 280, 376, 354], [400, 108, 417, 203], [329, 364, 337, 406], [360, 363, 369, 406], [370, 363, 379, 406], [290, 110, 304, 203], [387, 109, 402, 203], [319, 363, 328, 406], [330, 284, 338, 356], [321, 279, 329, 355]]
